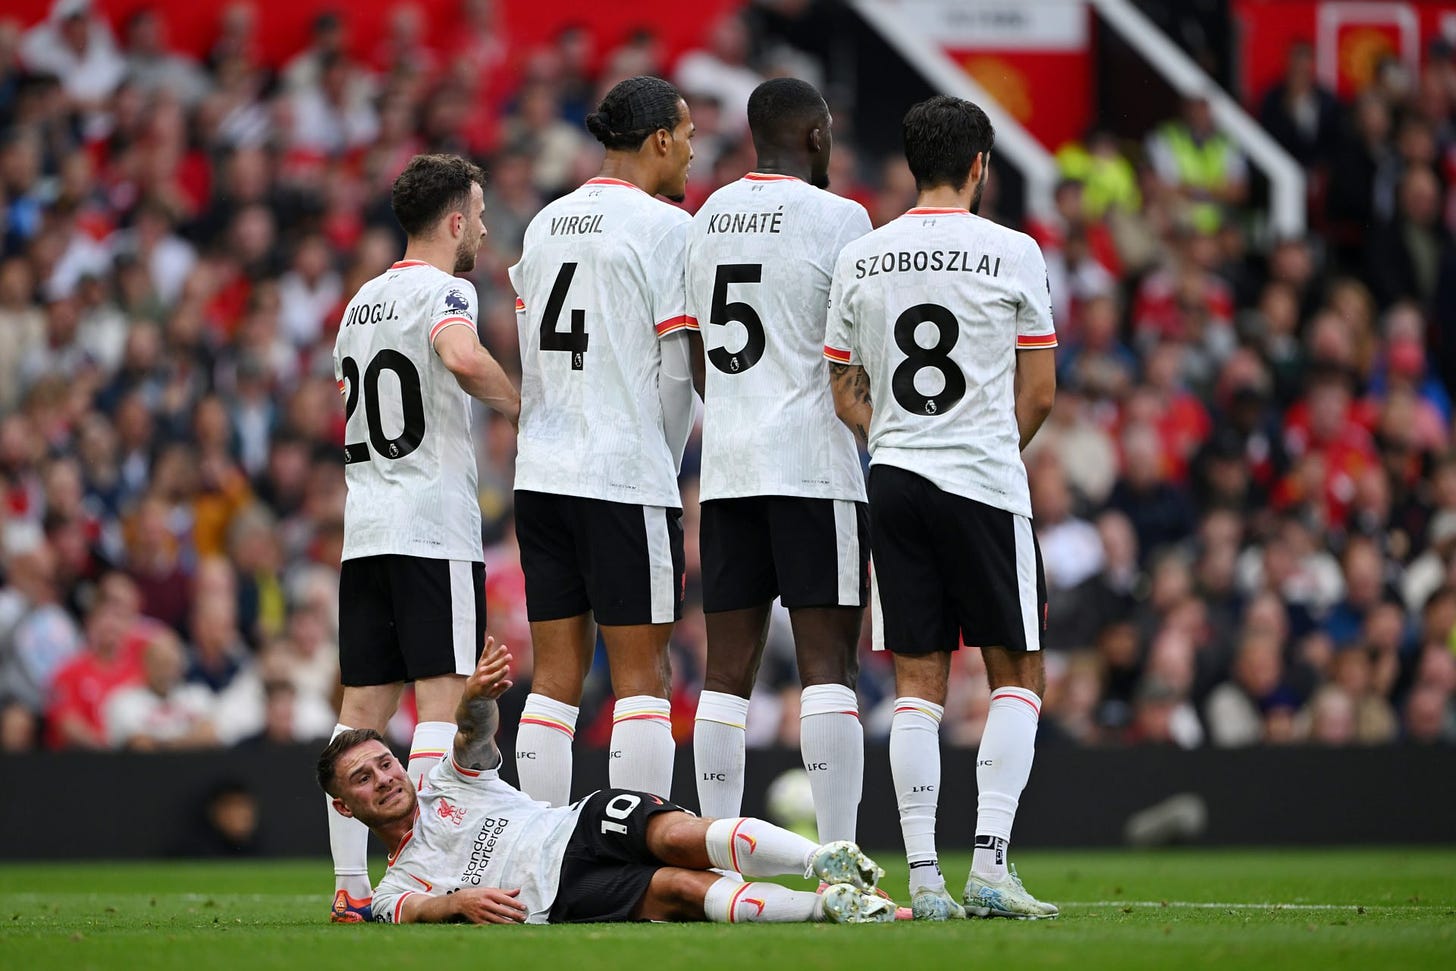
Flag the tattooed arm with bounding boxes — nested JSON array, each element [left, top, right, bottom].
[[452, 637, 514, 772], [829, 362, 873, 449]]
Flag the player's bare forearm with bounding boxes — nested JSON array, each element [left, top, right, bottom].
[[828, 362, 873, 448], [452, 637, 514, 771], [1014, 347, 1057, 450], [401, 887, 527, 924], [435, 327, 522, 428]]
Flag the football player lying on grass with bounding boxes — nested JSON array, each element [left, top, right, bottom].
[[318, 639, 897, 924]]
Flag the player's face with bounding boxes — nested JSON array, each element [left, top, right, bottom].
[[332, 740, 416, 828], [660, 100, 695, 203], [454, 182, 487, 274]]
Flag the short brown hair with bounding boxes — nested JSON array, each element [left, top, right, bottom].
[[316, 728, 386, 796], [390, 154, 486, 237]]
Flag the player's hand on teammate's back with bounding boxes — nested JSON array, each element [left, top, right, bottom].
[[453, 887, 528, 924], [469, 637, 514, 700]]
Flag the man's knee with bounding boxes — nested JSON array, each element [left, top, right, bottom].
[[984, 648, 1045, 695], [637, 868, 709, 921]]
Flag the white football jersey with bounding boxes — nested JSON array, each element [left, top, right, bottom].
[[333, 260, 483, 562], [824, 207, 1056, 518], [371, 757, 584, 924], [687, 173, 871, 502], [509, 178, 692, 507]]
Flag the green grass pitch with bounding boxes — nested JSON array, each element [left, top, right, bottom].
[[2, 848, 1453, 970]]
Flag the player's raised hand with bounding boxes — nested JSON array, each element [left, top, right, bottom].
[[469, 636, 513, 700], [453, 887, 528, 924]]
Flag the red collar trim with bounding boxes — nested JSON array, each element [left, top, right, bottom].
[[906, 207, 970, 216], [585, 177, 647, 193], [390, 260, 430, 269], [744, 172, 803, 182]]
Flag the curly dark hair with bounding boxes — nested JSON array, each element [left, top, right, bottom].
[[316, 727, 387, 796], [390, 154, 486, 237], [584, 75, 684, 151], [902, 95, 997, 193]]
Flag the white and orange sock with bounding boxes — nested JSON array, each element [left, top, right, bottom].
[[703, 877, 823, 923], [704, 816, 818, 878], [407, 721, 455, 786], [890, 697, 944, 894], [972, 687, 1040, 882], [693, 691, 750, 818], [799, 683, 863, 843], [516, 693, 578, 807], [327, 723, 371, 899], [610, 695, 674, 797]]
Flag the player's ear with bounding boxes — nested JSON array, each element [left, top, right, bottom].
[[332, 797, 355, 820], [808, 126, 823, 154]]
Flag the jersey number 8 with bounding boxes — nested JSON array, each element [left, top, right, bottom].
[[341, 350, 426, 463], [891, 303, 966, 416]]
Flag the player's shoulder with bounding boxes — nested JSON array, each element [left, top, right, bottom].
[[969, 214, 1042, 257]]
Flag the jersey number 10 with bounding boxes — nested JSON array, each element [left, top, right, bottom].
[[341, 350, 427, 463]]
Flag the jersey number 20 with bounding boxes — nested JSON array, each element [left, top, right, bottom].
[[891, 303, 966, 416], [341, 351, 426, 463]]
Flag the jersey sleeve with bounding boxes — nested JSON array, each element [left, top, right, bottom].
[[1014, 237, 1058, 350], [371, 868, 412, 924], [429, 279, 480, 347], [823, 248, 858, 366], [649, 215, 695, 338]]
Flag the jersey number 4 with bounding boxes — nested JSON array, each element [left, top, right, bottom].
[[891, 303, 966, 416], [541, 262, 589, 370], [341, 351, 426, 463]]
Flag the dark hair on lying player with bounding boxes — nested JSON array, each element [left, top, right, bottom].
[[585, 75, 684, 151], [901, 95, 997, 193], [746, 77, 827, 146], [390, 154, 486, 238], [317, 727, 388, 797]]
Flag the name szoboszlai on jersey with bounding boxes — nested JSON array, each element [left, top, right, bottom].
[[824, 208, 1057, 518], [510, 178, 692, 508], [686, 173, 871, 501], [333, 260, 484, 562]]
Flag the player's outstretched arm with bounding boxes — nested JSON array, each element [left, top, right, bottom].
[[452, 637, 514, 772], [828, 362, 873, 448], [434, 326, 522, 428], [1014, 347, 1057, 450], [399, 887, 528, 924]]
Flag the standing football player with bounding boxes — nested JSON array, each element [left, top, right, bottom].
[[824, 96, 1060, 921], [685, 78, 871, 845], [508, 76, 695, 806], [328, 154, 521, 921]]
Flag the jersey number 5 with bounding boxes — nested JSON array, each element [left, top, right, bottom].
[[891, 303, 966, 416], [341, 350, 426, 463], [707, 263, 765, 374], [541, 262, 589, 370]]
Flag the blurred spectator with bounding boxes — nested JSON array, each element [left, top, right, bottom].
[[43, 587, 143, 749], [1367, 166, 1450, 309], [1258, 41, 1341, 167], [674, 13, 763, 137], [20, 0, 127, 110], [120, 7, 210, 105], [1108, 422, 1197, 562], [1145, 95, 1248, 233], [1203, 630, 1290, 746], [103, 624, 217, 749], [1031, 455, 1105, 593]]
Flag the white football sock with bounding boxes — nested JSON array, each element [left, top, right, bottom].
[[890, 697, 945, 894], [610, 695, 674, 797], [515, 693, 578, 807], [704, 816, 819, 878], [703, 877, 824, 923], [407, 721, 455, 786], [327, 723, 371, 897], [693, 690, 750, 818], [972, 687, 1040, 882], [799, 683, 863, 843]]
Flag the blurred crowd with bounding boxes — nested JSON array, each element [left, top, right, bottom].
[[0, 1, 1453, 758]]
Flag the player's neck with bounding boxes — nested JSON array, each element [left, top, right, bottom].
[[596, 154, 658, 196], [399, 241, 459, 275], [374, 818, 413, 855], [751, 155, 810, 182], [914, 186, 972, 212]]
